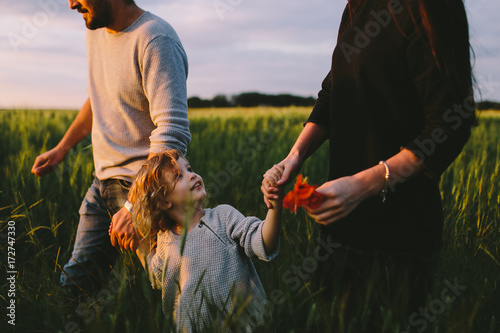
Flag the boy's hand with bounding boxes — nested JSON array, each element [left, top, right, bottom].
[[262, 165, 285, 208]]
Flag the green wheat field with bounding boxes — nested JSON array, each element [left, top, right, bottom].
[[1, 108, 499, 332]]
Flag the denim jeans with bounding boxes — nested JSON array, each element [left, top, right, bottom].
[[60, 177, 131, 292]]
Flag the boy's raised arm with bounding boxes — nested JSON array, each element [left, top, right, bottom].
[[261, 165, 285, 255]]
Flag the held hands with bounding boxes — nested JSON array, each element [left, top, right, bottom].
[[109, 206, 140, 251], [261, 154, 301, 209], [262, 164, 285, 209], [263, 162, 368, 224], [31, 147, 66, 177]]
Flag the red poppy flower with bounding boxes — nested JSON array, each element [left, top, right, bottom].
[[282, 175, 325, 213]]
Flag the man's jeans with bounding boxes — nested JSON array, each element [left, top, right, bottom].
[[60, 177, 131, 292]]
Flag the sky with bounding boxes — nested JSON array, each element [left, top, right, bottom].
[[0, 0, 499, 109]]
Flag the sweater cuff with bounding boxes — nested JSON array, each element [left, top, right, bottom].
[[149, 109, 191, 156], [251, 222, 279, 262]]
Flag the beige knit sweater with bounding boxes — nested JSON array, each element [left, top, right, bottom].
[[147, 205, 279, 332], [86, 12, 191, 181]]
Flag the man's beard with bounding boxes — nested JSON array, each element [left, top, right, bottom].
[[84, 0, 113, 30]]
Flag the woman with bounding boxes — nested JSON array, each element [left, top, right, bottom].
[[262, 0, 475, 330]]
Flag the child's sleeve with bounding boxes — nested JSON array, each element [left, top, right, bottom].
[[220, 204, 279, 262]]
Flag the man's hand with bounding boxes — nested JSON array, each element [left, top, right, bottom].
[[109, 207, 140, 251], [31, 147, 66, 177]]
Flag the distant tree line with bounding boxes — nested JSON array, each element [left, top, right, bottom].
[[188, 92, 316, 108], [187, 94, 500, 110], [477, 100, 500, 110]]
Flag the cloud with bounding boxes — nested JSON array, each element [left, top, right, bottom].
[[0, 0, 499, 108]]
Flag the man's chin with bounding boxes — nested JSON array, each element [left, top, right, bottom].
[[85, 18, 107, 30], [86, 23, 103, 30]]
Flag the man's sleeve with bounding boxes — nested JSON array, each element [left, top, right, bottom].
[[142, 35, 191, 155]]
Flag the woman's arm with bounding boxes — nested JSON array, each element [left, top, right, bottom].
[[262, 122, 327, 208], [280, 122, 328, 183], [308, 2, 473, 226], [307, 149, 423, 225]]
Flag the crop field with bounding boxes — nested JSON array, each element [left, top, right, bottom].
[[0, 108, 499, 332]]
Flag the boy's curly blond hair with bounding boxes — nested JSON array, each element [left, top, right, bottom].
[[128, 150, 182, 242]]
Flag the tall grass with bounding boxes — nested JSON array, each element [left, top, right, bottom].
[[0, 108, 498, 332]]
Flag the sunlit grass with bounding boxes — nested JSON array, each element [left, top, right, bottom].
[[0, 109, 499, 332], [187, 106, 311, 119]]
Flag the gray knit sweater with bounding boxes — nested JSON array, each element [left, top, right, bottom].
[[86, 12, 191, 181], [147, 205, 278, 332]]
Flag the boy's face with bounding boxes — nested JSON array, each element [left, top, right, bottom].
[[165, 157, 206, 209]]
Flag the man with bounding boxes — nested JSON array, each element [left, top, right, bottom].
[[31, 0, 191, 295]]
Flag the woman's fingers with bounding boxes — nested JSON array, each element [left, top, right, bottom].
[[306, 178, 357, 225], [272, 164, 285, 174], [263, 173, 279, 186], [308, 206, 345, 225], [276, 157, 300, 185], [277, 165, 291, 185], [264, 164, 285, 185]]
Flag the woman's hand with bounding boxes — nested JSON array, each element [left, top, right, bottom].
[[261, 154, 302, 208], [306, 149, 426, 225], [262, 122, 328, 208], [306, 175, 369, 225]]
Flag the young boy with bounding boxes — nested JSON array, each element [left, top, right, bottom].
[[110, 150, 284, 331]]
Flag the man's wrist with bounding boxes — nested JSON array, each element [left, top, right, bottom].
[[124, 200, 133, 214]]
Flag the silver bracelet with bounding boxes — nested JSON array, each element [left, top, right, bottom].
[[124, 200, 133, 214], [378, 161, 390, 203]]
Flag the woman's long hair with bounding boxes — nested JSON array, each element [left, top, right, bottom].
[[347, 0, 475, 110], [128, 150, 182, 244]]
